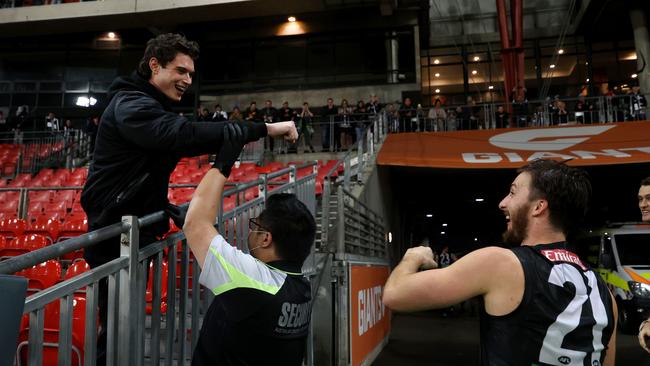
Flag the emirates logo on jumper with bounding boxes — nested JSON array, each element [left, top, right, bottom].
[[541, 249, 587, 270]]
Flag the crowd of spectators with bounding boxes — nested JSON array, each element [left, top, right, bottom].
[[194, 95, 385, 153], [388, 86, 648, 132], [1, 85, 647, 158]]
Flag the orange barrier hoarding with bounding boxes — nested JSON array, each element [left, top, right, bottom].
[[377, 122, 650, 169], [349, 264, 391, 366]]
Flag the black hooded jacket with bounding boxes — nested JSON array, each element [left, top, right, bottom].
[[81, 71, 266, 259]]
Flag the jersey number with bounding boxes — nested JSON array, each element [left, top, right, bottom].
[[539, 264, 609, 366]]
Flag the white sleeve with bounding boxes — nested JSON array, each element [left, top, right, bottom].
[[198, 234, 287, 296]]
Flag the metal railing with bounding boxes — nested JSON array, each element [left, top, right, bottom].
[[318, 112, 388, 254], [0, 162, 318, 366], [0, 130, 91, 177], [335, 185, 386, 258], [386, 94, 650, 133]]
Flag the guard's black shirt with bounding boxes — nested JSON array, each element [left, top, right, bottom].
[[192, 234, 311, 366], [480, 242, 614, 366]]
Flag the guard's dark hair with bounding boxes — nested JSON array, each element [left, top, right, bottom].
[[518, 159, 591, 236], [137, 33, 199, 79], [641, 177, 650, 186], [258, 194, 316, 264]]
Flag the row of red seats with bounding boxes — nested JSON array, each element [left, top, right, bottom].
[[0, 168, 88, 222], [0, 144, 20, 176], [0, 142, 68, 177], [15, 256, 172, 366], [1, 159, 342, 240], [0, 217, 87, 243]]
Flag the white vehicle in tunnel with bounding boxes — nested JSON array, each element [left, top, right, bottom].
[[572, 223, 650, 334]]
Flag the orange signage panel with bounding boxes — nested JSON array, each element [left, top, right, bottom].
[[377, 122, 650, 169], [349, 264, 391, 366]]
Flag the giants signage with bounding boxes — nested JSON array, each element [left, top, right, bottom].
[[377, 122, 650, 168], [349, 264, 391, 366]]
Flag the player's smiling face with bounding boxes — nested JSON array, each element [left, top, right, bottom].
[[499, 172, 534, 245], [149, 53, 194, 102]]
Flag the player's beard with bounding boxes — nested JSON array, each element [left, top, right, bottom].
[[503, 202, 530, 246]]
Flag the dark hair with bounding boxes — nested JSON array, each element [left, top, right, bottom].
[[518, 159, 591, 235], [642, 177, 650, 186], [137, 33, 199, 79], [258, 193, 316, 264]]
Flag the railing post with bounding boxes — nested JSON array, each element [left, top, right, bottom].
[[259, 173, 267, 201], [343, 158, 350, 190], [289, 164, 296, 193], [329, 115, 334, 152], [337, 185, 345, 258], [117, 215, 139, 366], [321, 179, 330, 252]]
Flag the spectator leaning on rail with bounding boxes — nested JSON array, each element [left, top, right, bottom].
[[181, 124, 315, 365], [80, 33, 297, 363], [383, 159, 617, 366]]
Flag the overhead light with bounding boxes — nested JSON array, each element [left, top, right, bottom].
[[471, 70, 478, 75], [474, 238, 478, 242], [475, 198, 484, 202], [287, 16, 296, 22], [388, 232, 392, 243], [107, 32, 116, 39], [586, 78, 590, 82], [426, 214, 433, 218], [76, 96, 97, 108], [558, 49, 564, 54], [473, 56, 480, 61], [632, 73, 638, 78], [622, 84, 629, 88], [441, 231, 446, 235], [434, 73, 440, 77], [550, 64, 556, 69], [488, 85, 494, 90], [435, 89, 441, 94], [442, 223, 448, 227], [585, 61, 589, 65], [433, 59, 440, 64]]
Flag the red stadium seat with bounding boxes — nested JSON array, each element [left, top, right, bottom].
[[63, 259, 90, 281], [45, 200, 69, 213], [0, 192, 19, 215], [52, 169, 71, 182], [54, 190, 76, 206], [58, 218, 88, 260], [26, 217, 60, 243], [27, 201, 45, 216], [244, 187, 259, 201], [17, 295, 93, 366], [0, 233, 47, 258], [29, 190, 54, 203], [238, 162, 256, 172], [146, 260, 169, 315], [59, 218, 88, 241], [0, 217, 26, 238], [15, 259, 62, 291]]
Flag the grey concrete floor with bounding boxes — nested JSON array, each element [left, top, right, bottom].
[[374, 310, 650, 366]]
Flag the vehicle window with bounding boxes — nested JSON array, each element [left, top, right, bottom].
[[613, 233, 650, 266]]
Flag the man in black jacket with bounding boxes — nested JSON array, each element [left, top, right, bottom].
[[82, 33, 296, 267], [80, 33, 297, 362]]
